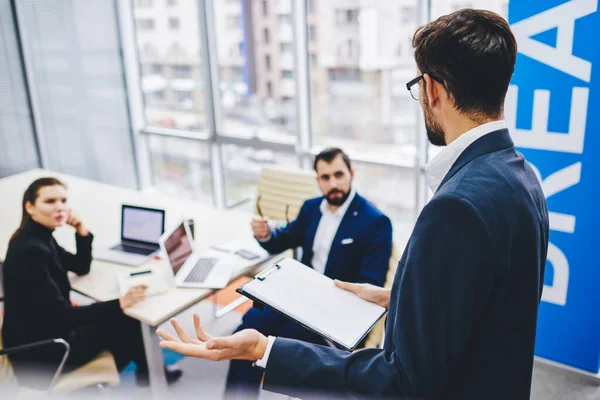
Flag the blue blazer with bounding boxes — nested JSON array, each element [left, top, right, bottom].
[[258, 193, 392, 287], [262, 130, 549, 400]]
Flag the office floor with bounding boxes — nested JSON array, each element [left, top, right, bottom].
[[67, 289, 600, 400], [5, 290, 598, 399]]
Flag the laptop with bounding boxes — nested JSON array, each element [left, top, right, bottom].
[[95, 205, 165, 267], [159, 220, 236, 289]]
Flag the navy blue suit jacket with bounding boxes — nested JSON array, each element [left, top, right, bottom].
[[262, 130, 549, 399], [258, 193, 392, 287]]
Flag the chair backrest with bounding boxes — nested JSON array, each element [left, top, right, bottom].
[[0, 314, 19, 387], [361, 241, 403, 350], [256, 166, 318, 222]]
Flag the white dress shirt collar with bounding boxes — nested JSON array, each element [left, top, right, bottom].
[[319, 186, 357, 217], [426, 120, 507, 193]]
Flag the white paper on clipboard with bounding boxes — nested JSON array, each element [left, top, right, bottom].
[[239, 258, 386, 351]]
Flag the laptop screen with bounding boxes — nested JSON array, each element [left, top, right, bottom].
[[122, 205, 165, 244], [163, 223, 193, 274]]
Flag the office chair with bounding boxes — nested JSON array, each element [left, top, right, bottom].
[[255, 166, 318, 224], [0, 304, 120, 394]]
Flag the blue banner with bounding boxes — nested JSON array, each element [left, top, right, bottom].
[[507, 0, 599, 373]]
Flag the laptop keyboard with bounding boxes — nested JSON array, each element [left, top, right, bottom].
[[113, 244, 155, 256], [184, 258, 218, 283]]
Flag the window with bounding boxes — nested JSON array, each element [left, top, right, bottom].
[[400, 6, 416, 24], [169, 18, 180, 30], [335, 9, 359, 25], [227, 16, 241, 30], [502, 2, 509, 20], [135, 0, 153, 7], [213, 1, 297, 142], [450, 2, 473, 11], [222, 145, 297, 208], [266, 81, 273, 97], [279, 43, 293, 54], [278, 15, 292, 26], [308, 24, 316, 41], [146, 136, 213, 203], [172, 65, 191, 79], [330, 68, 361, 81], [133, 1, 205, 130], [337, 39, 359, 59], [262, 0, 268, 16], [308, 1, 420, 205], [281, 70, 293, 79], [174, 90, 193, 109], [307, 0, 315, 14], [137, 19, 155, 31]]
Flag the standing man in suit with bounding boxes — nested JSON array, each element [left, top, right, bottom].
[[157, 9, 549, 400], [224, 147, 392, 398]]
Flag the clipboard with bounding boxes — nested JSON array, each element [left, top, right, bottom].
[[237, 258, 387, 351]]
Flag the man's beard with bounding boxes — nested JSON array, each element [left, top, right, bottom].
[[325, 186, 351, 206], [422, 96, 446, 146]]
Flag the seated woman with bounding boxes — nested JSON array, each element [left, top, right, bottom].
[[1, 177, 181, 388]]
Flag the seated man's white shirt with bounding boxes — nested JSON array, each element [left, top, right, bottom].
[[311, 188, 356, 274], [255, 188, 356, 368]]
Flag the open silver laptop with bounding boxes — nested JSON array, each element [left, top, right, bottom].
[[95, 205, 165, 267], [159, 221, 235, 289]]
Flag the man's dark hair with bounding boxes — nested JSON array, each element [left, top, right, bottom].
[[313, 148, 352, 172], [412, 9, 517, 120]]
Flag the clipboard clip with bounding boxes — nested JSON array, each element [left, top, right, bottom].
[[256, 264, 281, 281]]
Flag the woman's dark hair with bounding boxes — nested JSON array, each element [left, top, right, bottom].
[[313, 148, 352, 172], [412, 9, 517, 120], [10, 177, 67, 242]]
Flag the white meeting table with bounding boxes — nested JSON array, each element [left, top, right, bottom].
[[0, 169, 281, 397]]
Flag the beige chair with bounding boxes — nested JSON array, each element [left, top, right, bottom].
[[359, 241, 404, 350], [0, 313, 120, 394], [255, 166, 318, 223]]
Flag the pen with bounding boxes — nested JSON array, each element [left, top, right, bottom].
[[256, 194, 264, 217], [130, 270, 152, 277]]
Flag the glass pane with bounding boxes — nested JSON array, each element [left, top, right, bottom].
[[222, 144, 298, 208], [145, 135, 213, 204], [352, 162, 416, 243], [213, 0, 297, 143], [133, 0, 206, 130], [431, 0, 509, 20], [17, 0, 136, 187], [0, 0, 39, 178], [309, 1, 419, 164]]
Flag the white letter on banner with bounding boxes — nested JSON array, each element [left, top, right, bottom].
[[542, 243, 569, 306], [505, 86, 589, 154], [528, 162, 581, 305], [530, 162, 582, 233], [510, 0, 597, 82]]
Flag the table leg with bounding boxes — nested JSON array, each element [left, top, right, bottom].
[[141, 322, 168, 398]]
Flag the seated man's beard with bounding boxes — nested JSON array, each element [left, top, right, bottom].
[[326, 188, 350, 206], [423, 99, 446, 146]]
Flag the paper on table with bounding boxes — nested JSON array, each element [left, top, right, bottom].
[[212, 238, 270, 274], [241, 258, 386, 350]]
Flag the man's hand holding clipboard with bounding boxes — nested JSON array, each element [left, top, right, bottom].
[[156, 258, 391, 360]]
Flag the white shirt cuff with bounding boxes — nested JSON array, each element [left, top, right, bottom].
[[256, 231, 272, 243], [255, 336, 276, 368]]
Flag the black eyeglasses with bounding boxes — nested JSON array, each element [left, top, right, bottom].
[[256, 194, 291, 224], [406, 74, 441, 101]]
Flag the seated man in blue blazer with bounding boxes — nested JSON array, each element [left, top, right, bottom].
[[225, 147, 393, 398]]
